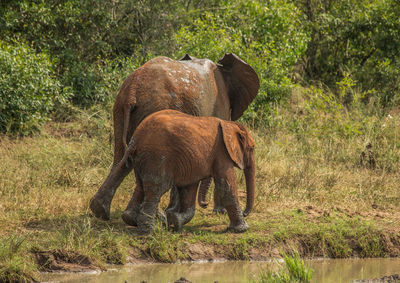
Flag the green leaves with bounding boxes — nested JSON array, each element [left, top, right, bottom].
[[1, 0, 399, 129], [297, 0, 400, 106], [0, 41, 70, 135]]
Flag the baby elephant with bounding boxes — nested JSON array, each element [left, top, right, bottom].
[[96, 110, 256, 234]]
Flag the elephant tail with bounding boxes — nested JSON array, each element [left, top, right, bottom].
[[123, 137, 137, 169], [122, 102, 135, 151]]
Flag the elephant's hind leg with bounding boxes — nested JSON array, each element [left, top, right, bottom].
[[90, 163, 131, 221], [137, 182, 170, 234], [122, 173, 144, 226], [197, 177, 227, 214], [213, 180, 227, 214], [167, 182, 198, 232], [165, 185, 180, 214]]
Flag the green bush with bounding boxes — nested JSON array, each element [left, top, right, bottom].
[[91, 57, 142, 108], [295, 0, 400, 106], [0, 41, 69, 135], [61, 61, 101, 107], [58, 52, 143, 107]]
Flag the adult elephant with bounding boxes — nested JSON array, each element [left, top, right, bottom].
[[90, 53, 259, 221]]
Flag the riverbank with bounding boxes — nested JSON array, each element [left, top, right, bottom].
[[1, 89, 400, 282]]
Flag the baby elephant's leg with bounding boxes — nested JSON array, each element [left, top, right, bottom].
[[213, 182, 227, 214], [215, 174, 248, 233], [166, 182, 198, 232], [165, 186, 180, 214], [122, 185, 144, 226], [137, 182, 169, 234], [122, 172, 144, 226]]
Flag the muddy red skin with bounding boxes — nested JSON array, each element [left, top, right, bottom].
[[98, 110, 256, 234], [90, 53, 259, 221]]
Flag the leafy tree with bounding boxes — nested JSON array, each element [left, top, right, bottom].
[[294, 0, 400, 106], [0, 0, 189, 106]]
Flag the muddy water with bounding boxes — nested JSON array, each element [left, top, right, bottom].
[[39, 258, 400, 283]]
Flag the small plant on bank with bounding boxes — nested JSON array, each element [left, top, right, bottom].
[[0, 236, 36, 283], [229, 236, 252, 260], [145, 220, 186, 263], [257, 252, 314, 283]]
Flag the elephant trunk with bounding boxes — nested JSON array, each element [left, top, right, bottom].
[[243, 153, 255, 217], [197, 177, 212, 208]]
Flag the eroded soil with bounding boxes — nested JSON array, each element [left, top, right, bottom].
[[34, 250, 101, 272]]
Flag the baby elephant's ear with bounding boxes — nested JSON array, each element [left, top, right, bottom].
[[220, 121, 245, 170]]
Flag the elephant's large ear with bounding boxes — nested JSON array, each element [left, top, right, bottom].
[[218, 53, 260, 121], [220, 121, 245, 170]]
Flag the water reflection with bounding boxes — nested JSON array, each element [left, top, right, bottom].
[[311, 258, 400, 283], [39, 258, 400, 283]]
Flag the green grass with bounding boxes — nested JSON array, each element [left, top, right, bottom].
[[0, 236, 36, 283], [0, 87, 400, 281], [257, 252, 314, 283]]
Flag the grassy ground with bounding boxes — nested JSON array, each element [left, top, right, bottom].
[[1, 87, 400, 281]]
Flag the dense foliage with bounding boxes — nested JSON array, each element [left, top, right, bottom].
[[297, 0, 400, 106], [1, 0, 399, 134], [0, 41, 68, 135]]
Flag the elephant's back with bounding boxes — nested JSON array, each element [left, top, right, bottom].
[[128, 57, 206, 116], [134, 110, 219, 142], [133, 110, 220, 182]]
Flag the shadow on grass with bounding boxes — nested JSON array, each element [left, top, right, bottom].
[[23, 210, 128, 233], [184, 224, 231, 234]]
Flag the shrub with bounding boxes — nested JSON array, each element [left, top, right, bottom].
[[91, 57, 142, 108], [295, 0, 400, 106], [61, 56, 142, 108], [0, 41, 69, 135], [258, 252, 314, 283]]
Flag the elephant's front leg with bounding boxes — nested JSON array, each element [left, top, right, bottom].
[[215, 171, 248, 233], [166, 182, 198, 232]]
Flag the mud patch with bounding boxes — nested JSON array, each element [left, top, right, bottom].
[[34, 249, 100, 272], [186, 243, 217, 261], [174, 277, 193, 283], [138, 277, 194, 283], [353, 274, 400, 282]]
